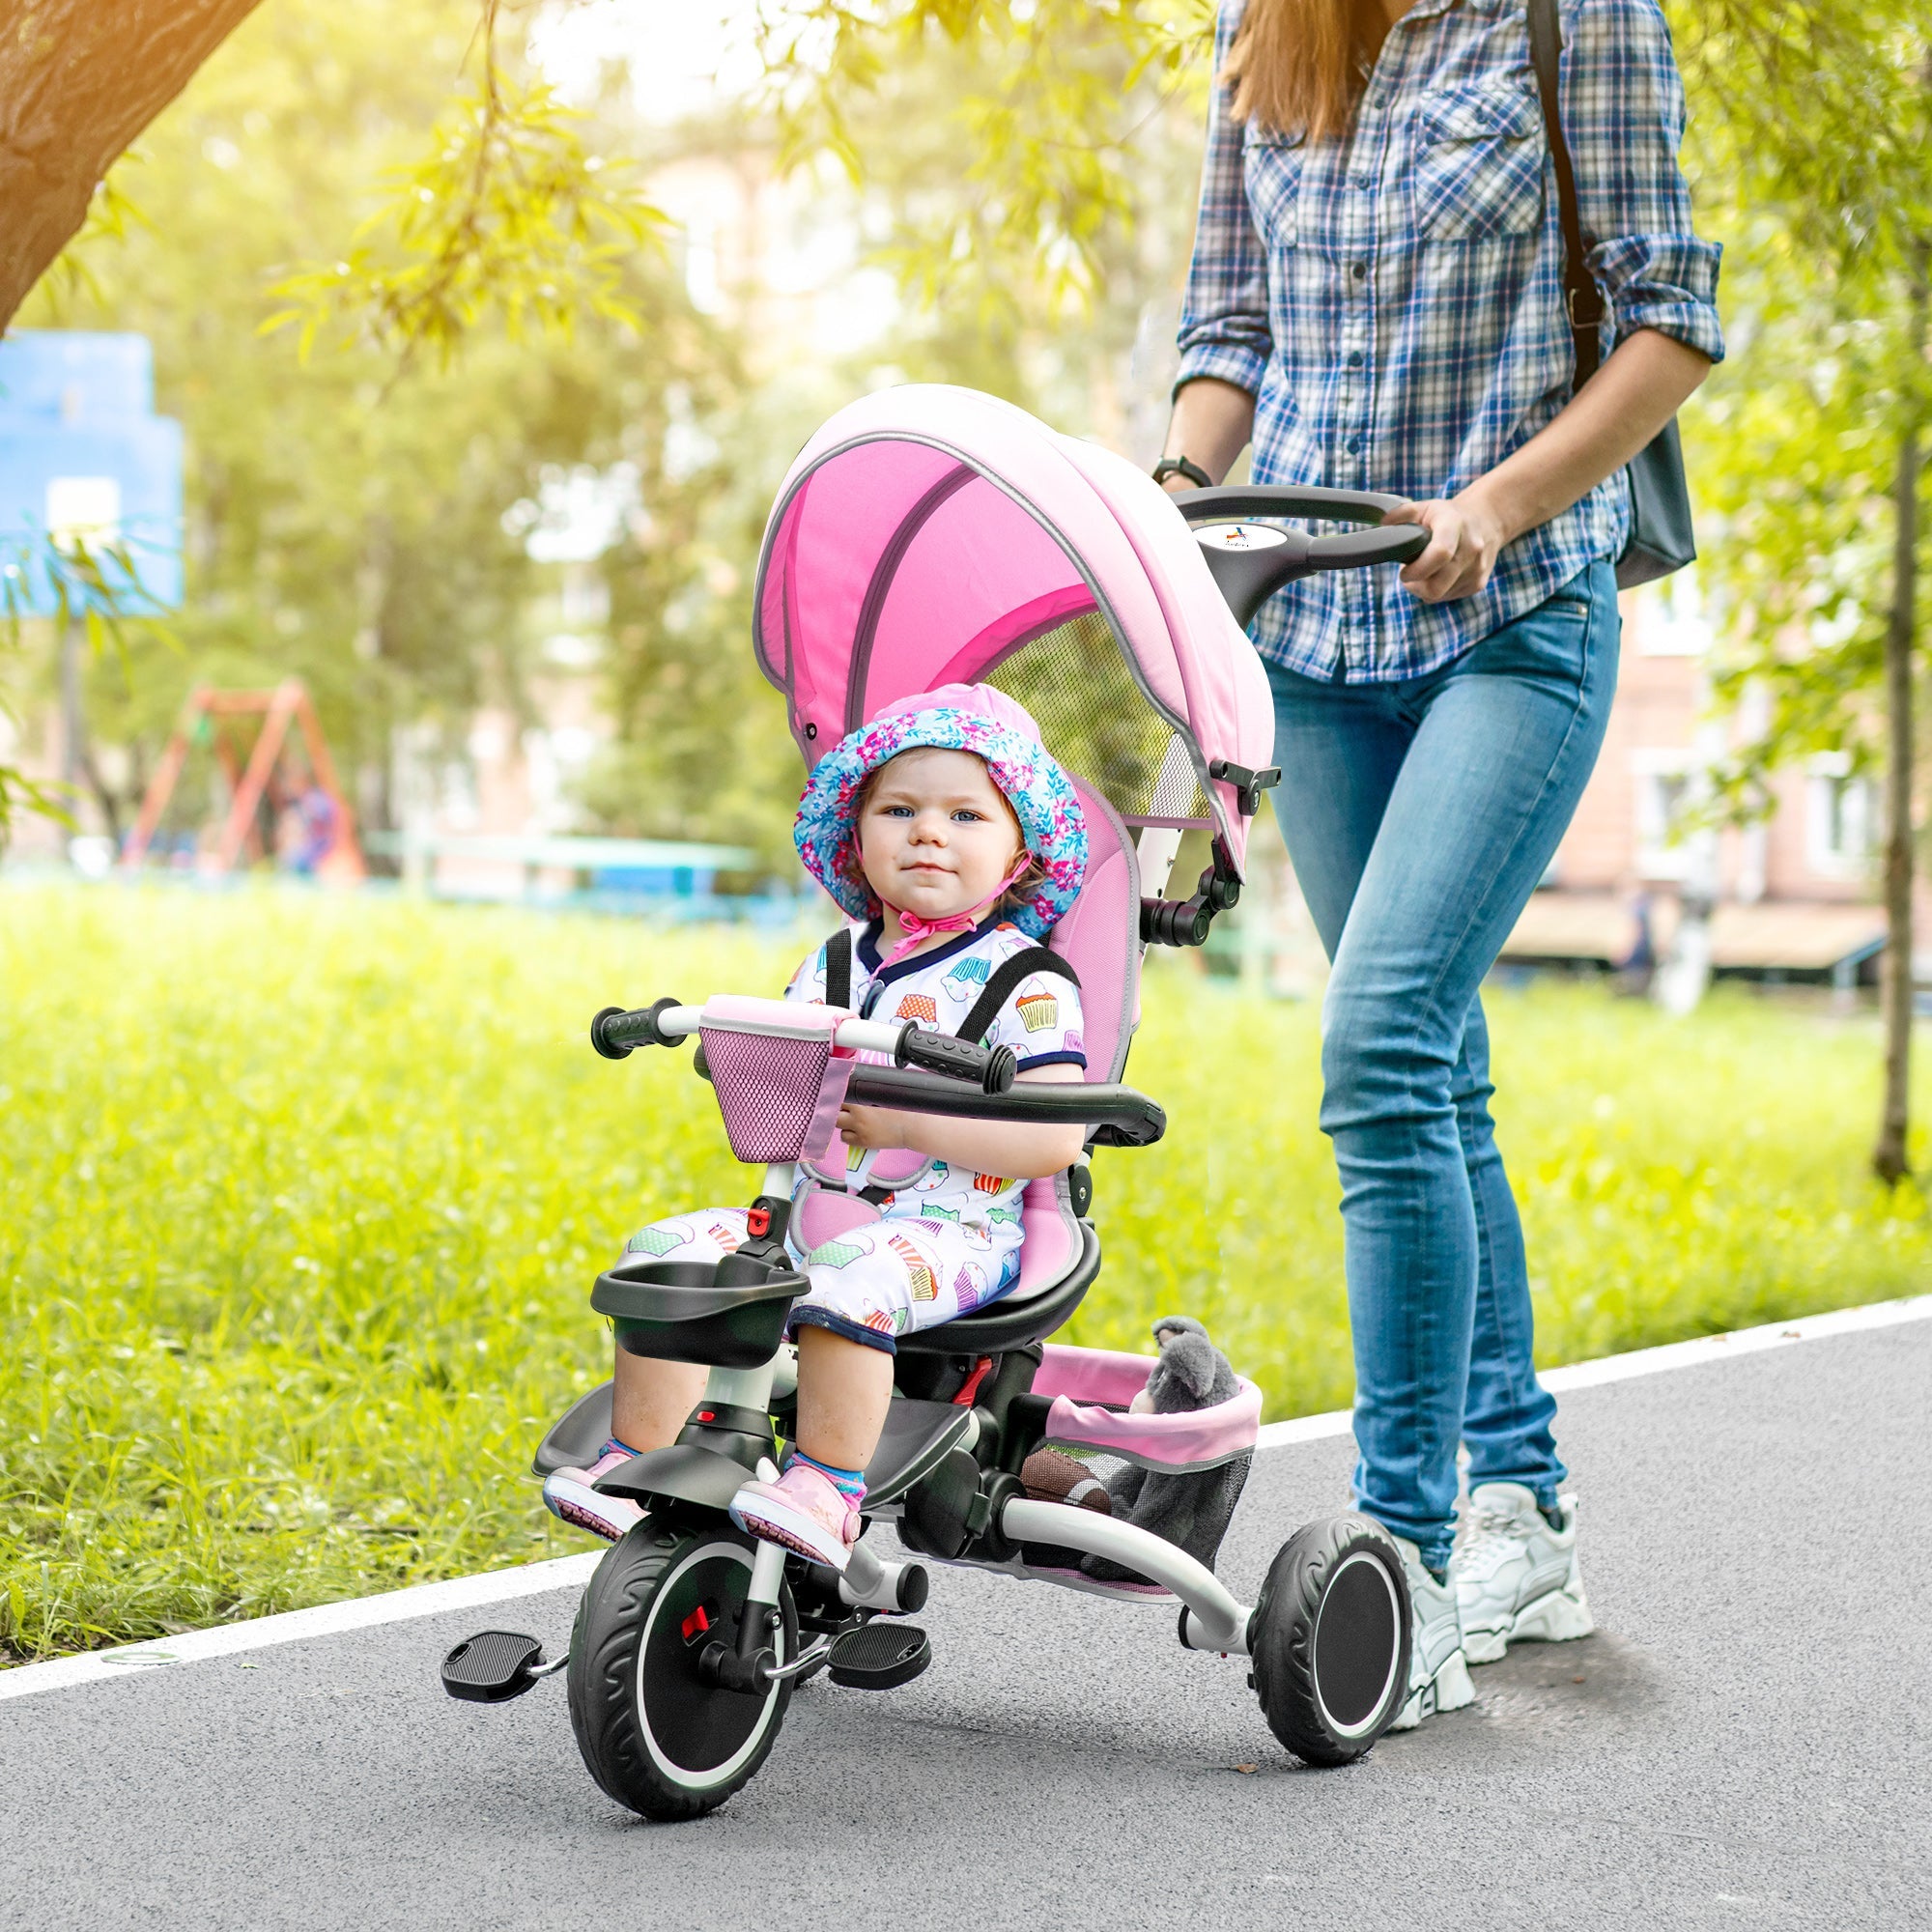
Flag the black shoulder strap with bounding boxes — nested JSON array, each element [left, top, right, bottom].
[[1526, 0, 1605, 384], [824, 926, 853, 1009], [954, 947, 1081, 1049]]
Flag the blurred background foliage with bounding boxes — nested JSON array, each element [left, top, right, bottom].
[[10, 0, 1924, 871]]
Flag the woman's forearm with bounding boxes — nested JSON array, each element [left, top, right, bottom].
[[1160, 377, 1257, 489], [1388, 327, 1713, 601], [1463, 328, 1712, 545]]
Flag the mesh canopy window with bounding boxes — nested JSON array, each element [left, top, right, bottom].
[[984, 611, 1211, 828]]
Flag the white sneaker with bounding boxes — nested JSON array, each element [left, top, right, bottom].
[[1385, 1535, 1475, 1731], [1453, 1482, 1594, 1664]]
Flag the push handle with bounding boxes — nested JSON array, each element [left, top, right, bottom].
[[895, 1025, 1017, 1094], [1168, 484, 1429, 628], [590, 997, 685, 1060], [1306, 526, 1431, 570], [1173, 484, 1406, 525]]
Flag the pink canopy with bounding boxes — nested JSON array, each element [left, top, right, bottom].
[[752, 384, 1276, 875]]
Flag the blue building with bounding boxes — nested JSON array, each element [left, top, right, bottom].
[[0, 331, 184, 615]]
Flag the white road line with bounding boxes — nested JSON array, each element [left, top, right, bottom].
[[0, 1551, 600, 1705], [7, 1290, 1930, 1704]]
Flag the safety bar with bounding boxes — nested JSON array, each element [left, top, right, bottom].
[[841, 1064, 1165, 1150]]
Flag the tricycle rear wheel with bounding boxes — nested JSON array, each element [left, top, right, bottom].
[[1249, 1514, 1409, 1766], [568, 1520, 797, 1820]]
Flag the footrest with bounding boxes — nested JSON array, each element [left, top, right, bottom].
[[441, 1630, 546, 1703], [827, 1621, 931, 1690]]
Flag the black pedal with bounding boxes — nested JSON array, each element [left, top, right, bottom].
[[827, 1621, 931, 1690], [441, 1630, 545, 1703]]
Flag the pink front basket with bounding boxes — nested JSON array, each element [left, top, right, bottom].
[[698, 997, 855, 1165]]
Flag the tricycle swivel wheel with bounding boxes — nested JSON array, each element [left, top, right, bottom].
[[1249, 1514, 1410, 1766], [568, 1521, 798, 1820]]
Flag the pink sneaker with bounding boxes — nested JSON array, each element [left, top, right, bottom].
[[728, 1462, 862, 1571], [543, 1444, 645, 1543]]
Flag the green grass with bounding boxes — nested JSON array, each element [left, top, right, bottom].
[[3, 882, 1925, 1662]]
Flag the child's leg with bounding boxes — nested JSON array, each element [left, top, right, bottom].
[[607, 1208, 756, 1448], [787, 1215, 1018, 1467], [730, 1219, 1008, 1568], [544, 1208, 752, 1540], [612, 1352, 710, 1455], [793, 1325, 894, 1470]]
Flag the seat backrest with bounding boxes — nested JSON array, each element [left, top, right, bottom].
[[1010, 776, 1141, 1302], [1043, 775, 1141, 1082]]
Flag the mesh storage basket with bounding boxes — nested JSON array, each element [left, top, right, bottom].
[[700, 1019, 854, 1164]]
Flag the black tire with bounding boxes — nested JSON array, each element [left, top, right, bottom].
[[567, 1520, 797, 1821], [1249, 1514, 1410, 1767]]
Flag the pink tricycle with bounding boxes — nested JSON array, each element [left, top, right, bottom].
[[440, 386, 1426, 1817]]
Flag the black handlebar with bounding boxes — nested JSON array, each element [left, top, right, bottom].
[[1169, 484, 1430, 628], [590, 1000, 1159, 1146], [591, 1001, 1014, 1095], [843, 1065, 1166, 1149]]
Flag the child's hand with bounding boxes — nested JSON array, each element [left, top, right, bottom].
[[838, 1103, 917, 1151]]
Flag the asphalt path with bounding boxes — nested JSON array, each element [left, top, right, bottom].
[[7, 1318, 1929, 1932]]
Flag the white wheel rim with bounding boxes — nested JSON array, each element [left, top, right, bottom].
[[637, 1537, 788, 1791], [1313, 1549, 1404, 1740]]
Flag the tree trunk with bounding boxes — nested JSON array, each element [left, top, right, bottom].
[[1874, 256, 1928, 1186], [0, 0, 267, 331]]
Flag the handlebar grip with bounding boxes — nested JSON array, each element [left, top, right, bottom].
[[895, 1025, 1018, 1094], [591, 997, 684, 1061], [1305, 526, 1429, 570]]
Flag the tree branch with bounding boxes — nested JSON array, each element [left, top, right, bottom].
[[0, 0, 267, 331]]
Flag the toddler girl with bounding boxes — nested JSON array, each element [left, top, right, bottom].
[[544, 683, 1090, 1571]]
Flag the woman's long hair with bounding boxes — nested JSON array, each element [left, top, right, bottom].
[[1222, 0, 1386, 142]]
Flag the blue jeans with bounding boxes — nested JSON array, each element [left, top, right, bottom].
[[1266, 560, 1620, 1574]]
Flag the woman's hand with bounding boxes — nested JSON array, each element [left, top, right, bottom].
[[1381, 491, 1512, 603]]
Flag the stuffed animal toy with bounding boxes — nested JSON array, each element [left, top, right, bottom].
[[1081, 1315, 1252, 1584]]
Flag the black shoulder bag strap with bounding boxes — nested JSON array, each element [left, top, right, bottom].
[[824, 926, 853, 1009], [1526, 0, 1605, 384], [953, 948, 1081, 1049], [1524, 0, 1695, 588]]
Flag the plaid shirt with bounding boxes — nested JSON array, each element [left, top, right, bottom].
[[1176, 0, 1724, 682]]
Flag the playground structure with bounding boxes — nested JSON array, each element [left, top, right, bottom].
[[120, 680, 364, 881]]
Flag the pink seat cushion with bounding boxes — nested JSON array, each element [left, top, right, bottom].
[[1009, 777, 1140, 1303]]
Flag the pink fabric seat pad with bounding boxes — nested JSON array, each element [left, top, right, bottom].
[[1032, 1344, 1262, 1473]]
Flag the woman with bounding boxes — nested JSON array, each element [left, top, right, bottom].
[[1158, 0, 1721, 1728]]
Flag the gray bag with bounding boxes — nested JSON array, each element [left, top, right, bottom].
[[1527, 0, 1695, 588]]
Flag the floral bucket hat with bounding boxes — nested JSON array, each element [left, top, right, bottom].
[[793, 682, 1088, 939]]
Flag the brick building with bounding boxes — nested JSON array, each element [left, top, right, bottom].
[[1503, 577, 1889, 986]]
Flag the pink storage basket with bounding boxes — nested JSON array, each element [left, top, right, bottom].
[[1032, 1344, 1261, 1474], [697, 996, 856, 1165]]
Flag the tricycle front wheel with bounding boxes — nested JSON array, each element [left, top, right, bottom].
[[568, 1520, 797, 1820]]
